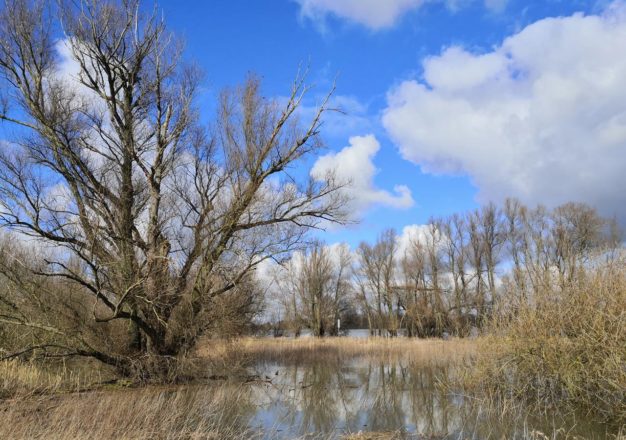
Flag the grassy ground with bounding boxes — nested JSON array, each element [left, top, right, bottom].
[[0, 358, 114, 399]]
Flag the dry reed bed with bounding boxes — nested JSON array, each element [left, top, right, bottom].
[[0, 359, 113, 399], [198, 336, 477, 367], [466, 263, 626, 424], [0, 360, 66, 399], [0, 384, 257, 440]]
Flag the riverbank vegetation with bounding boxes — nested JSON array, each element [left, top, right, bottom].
[[199, 336, 476, 367], [1, 337, 623, 439], [0, 0, 624, 437], [269, 200, 625, 425], [467, 261, 626, 423]]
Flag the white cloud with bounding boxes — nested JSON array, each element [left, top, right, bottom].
[[396, 224, 433, 258], [297, 0, 424, 30], [483, 0, 507, 13], [295, 0, 508, 30], [311, 134, 414, 216], [382, 4, 626, 223]]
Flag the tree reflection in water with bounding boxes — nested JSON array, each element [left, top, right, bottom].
[[244, 357, 611, 439]]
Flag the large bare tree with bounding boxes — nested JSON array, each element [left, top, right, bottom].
[[0, 0, 346, 374]]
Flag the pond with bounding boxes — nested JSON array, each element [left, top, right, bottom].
[[269, 329, 409, 338], [237, 357, 611, 439], [1, 345, 618, 439]]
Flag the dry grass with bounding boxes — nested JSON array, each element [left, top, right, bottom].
[[465, 262, 626, 424], [342, 432, 412, 440], [0, 360, 65, 398], [1, 334, 621, 439], [0, 359, 112, 399], [198, 336, 477, 367], [0, 384, 257, 440]]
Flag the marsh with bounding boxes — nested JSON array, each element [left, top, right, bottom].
[[0, 338, 617, 439]]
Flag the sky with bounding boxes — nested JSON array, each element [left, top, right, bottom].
[[91, 1, 626, 247]]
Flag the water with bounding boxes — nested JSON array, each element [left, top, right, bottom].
[[3, 349, 616, 439], [273, 329, 407, 338], [221, 358, 612, 439]]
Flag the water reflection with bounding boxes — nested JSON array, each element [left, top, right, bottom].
[[240, 358, 611, 439]]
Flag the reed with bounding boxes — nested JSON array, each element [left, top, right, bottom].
[[198, 336, 477, 367], [0, 384, 257, 440], [0, 359, 110, 399], [464, 262, 626, 424]]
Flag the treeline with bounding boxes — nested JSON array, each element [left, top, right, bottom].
[[272, 200, 622, 337]]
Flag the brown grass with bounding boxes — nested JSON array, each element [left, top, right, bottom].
[[0, 384, 257, 440], [0, 359, 112, 399], [465, 262, 626, 424], [198, 336, 477, 368], [2, 334, 622, 439], [342, 432, 412, 440]]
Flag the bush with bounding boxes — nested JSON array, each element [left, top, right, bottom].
[[466, 259, 626, 423]]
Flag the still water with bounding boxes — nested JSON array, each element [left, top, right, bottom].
[[219, 357, 612, 439]]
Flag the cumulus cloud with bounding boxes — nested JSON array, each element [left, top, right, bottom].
[[382, 4, 626, 223], [311, 135, 414, 216], [295, 0, 508, 30]]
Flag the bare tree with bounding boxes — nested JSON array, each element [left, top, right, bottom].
[[503, 198, 527, 296], [357, 229, 399, 336], [353, 262, 375, 335], [522, 205, 554, 294], [328, 244, 352, 335], [425, 219, 446, 318], [467, 211, 485, 314], [550, 202, 608, 288], [399, 236, 427, 336], [441, 214, 470, 333], [478, 203, 503, 309], [277, 242, 351, 337], [0, 0, 346, 375]]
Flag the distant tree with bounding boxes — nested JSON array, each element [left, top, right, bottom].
[[478, 203, 504, 311], [357, 229, 399, 336], [399, 234, 427, 336], [550, 202, 610, 288], [503, 198, 527, 295], [276, 242, 351, 337]]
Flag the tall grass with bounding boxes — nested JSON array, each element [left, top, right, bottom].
[[0, 359, 112, 399], [0, 360, 65, 398], [198, 336, 476, 366], [0, 384, 257, 440], [465, 262, 626, 423], [2, 334, 622, 439]]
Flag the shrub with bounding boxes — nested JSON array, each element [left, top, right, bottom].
[[466, 260, 626, 423]]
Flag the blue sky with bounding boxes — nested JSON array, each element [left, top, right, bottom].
[[152, 0, 624, 247]]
